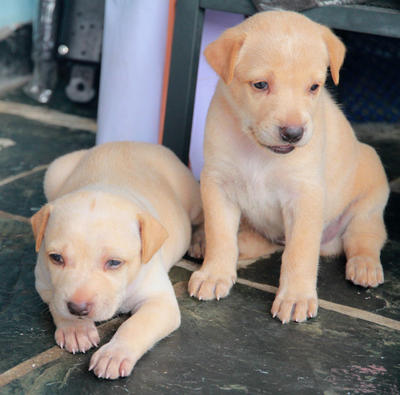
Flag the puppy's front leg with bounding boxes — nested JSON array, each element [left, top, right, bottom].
[[271, 189, 324, 323], [89, 293, 180, 380], [189, 173, 241, 301]]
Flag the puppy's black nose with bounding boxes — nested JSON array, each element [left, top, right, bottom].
[[279, 126, 304, 143], [67, 301, 92, 316]]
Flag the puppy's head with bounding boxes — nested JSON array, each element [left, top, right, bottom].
[[31, 191, 168, 322], [205, 11, 346, 154]]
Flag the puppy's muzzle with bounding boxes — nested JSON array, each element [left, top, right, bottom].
[[67, 301, 92, 316], [279, 126, 304, 143]]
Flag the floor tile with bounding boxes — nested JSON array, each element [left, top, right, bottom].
[[2, 280, 399, 394], [0, 218, 54, 372], [237, 242, 400, 322], [0, 113, 95, 180], [0, 170, 46, 218]]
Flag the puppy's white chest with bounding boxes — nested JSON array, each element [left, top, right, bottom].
[[223, 158, 285, 241]]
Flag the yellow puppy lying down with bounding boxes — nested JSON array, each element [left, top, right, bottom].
[[189, 11, 389, 323], [31, 142, 202, 379]]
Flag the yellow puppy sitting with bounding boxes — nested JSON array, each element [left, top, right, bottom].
[[188, 11, 389, 323], [31, 142, 202, 379]]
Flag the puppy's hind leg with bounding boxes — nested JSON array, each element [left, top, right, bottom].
[[188, 220, 281, 264], [187, 191, 204, 259], [319, 236, 343, 257], [188, 223, 205, 259], [237, 223, 282, 268], [343, 149, 389, 288], [44, 149, 87, 201], [343, 203, 387, 288]]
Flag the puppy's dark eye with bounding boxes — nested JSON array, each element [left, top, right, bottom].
[[252, 81, 269, 91], [310, 84, 320, 92], [49, 253, 64, 265], [105, 259, 123, 270]]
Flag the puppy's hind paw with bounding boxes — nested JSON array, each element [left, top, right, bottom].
[[346, 256, 384, 288], [188, 226, 205, 259], [55, 320, 99, 353]]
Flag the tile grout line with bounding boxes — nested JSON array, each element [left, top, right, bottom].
[[0, 163, 49, 223], [0, 280, 185, 387], [0, 316, 125, 388], [0, 100, 97, 133], [1, 260, 398, 387], [0, 164, 48, 188], [0, 209, 30, 224], [0, 347, 64, 388], [176, 259, 400, 331]]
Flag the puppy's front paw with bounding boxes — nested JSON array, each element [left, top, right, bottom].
[[55, 320, 99, 353], [271, 288, 318, 324], [346, 256, 384, 288], [89, 341, 137, 380], [188, 268, 236, 301]]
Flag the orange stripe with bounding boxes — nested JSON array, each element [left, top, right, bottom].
[[158, 0, 177, 144]]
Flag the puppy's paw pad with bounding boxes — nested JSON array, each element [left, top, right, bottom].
[[55, 321, 99, 353], [346, 256, 384, 288], [271, 292, 318, 324], [188, 269, 236, 301], [90, 342, 136, 380]]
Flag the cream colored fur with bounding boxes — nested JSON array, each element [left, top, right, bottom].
[[188, 11, 389, 324], [31, 142, 202, 379]]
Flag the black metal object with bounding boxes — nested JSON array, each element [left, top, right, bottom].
[[253, 0, 367, 12], [65, 64, 96, 103], [57, 0, 104, 103], [162, 0, 205, 164], [24, 0, 61, 103], [200, 0, 257, 14], [24, 0, 104, 104], [303, 5, 400, 38], [57, 0, 105, 63], [162, 0, 400, 163]]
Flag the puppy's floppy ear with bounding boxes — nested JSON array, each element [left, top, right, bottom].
[[204, 27, 246, 85], [321, 25, 346, 85], [137, 212, 169, 264], [31, 204, 52, 252]]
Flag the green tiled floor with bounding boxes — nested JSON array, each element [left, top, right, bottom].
[[0, 218, 55, 373], [0, 114, 94, 180], [4, 277, 400, 394], [0, 92, 399, 394], [237, 241, 400, 321]]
